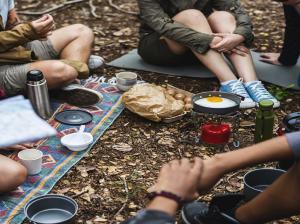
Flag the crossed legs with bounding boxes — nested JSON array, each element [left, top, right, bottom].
[[163, 10, 258, 83], [28, 24, 94, 89]]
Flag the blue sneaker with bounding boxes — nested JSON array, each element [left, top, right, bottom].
[[220, 79, 255, 109], [245, 81, 280, 108]]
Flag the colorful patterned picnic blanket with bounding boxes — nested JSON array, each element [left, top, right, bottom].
[[0, 81, 124, 224]]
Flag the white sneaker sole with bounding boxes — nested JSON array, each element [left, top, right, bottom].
[[239, 101, 256, 109]]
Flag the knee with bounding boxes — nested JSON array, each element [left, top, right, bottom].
[[10, 163, 27, 187], [71, 24, 94, 41], [208, 11, 236, 32], [173, 9, 206, 25], [51, 61, 78, 83]]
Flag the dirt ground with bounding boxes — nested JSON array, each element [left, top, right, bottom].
[[17, 0, 300, 223]]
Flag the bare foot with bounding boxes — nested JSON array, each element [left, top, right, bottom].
[[259, 53, 282, 66]]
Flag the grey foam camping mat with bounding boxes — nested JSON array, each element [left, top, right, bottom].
[[107, 49, 300, 90]]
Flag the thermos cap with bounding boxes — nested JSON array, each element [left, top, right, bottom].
[[258, 100, 274, 110], [27, 70, 44, 82]]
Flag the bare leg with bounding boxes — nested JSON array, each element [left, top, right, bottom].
[[162, 9, 237, 82], [0, 155, 27, 193], [29, 60, 78, 89], [235, 161, 300, 223], [48, 24, 94, 63], [208, 11, 257, 82]]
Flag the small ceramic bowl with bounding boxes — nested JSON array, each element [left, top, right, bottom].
[[116, 72, 137, 91], [61, 132, 93, 151], [61, 125, 93, 151]]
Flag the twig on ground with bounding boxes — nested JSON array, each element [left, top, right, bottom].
[[94, 28, 106, 36], [19, 1, 42, 10], [109, 176, 129, 224], [17, 0, 86, 16], [72, 188, 89, 199], [89, 0, 102, 18], [107, 0, 138, 16]]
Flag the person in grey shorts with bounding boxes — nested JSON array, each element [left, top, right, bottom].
[[0, 1, 104, 106]]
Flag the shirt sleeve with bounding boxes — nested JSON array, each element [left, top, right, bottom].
[[8, 0, 15, 10], [211, 0, 254, 46], [286, 131, 300, 159], [0, 23, 38, 52], [122, 210, 175, 224], [138, 0, 214, 54]]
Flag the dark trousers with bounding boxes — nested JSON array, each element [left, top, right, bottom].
[[278, 5, 300, 66]]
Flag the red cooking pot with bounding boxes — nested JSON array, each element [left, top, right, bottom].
[[201, 123, 231, 144]]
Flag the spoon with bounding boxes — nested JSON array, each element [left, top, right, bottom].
[[79, 125, 85, 133]]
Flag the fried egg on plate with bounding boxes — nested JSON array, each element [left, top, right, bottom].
[[195, 96, 237, 108]]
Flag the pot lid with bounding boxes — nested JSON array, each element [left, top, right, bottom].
[[55, 110, 93, 125]]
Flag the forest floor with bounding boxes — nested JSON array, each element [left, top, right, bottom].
[[17, 0, 300, 223]]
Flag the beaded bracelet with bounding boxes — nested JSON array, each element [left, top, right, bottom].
[[147, 191, 188, 207]]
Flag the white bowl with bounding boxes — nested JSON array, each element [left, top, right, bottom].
[[61, 132, 93, 152]]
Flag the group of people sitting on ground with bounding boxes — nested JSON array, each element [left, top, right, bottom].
[[0, 0, 299, 223]]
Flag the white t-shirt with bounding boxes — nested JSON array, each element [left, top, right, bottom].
[[0, 0, 15, 28]]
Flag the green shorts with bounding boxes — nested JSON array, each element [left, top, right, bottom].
[[138, 32, 197, 66], [0, 39, 59, 95]]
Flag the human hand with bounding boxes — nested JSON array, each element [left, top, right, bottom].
[[0, 143, 35, 151], [6, 9, 21, 29], [31, 14, 55, 39], [259, 53, 282, 65], [211, 33, 245, 53], [197, 156, 226, 194], [226, 45, 249, 56], [209, 36, 223, 49], [152, 157, 203, 201]]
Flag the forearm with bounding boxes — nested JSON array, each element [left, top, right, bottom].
[[215, 136, 294, 174], [0, 23, 37, 52]]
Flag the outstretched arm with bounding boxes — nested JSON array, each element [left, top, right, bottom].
[[198, 133, 298, 193]]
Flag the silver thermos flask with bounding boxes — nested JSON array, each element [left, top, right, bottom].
[[26, 70, 52, 119]]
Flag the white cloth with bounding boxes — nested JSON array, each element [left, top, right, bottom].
[[0, 0, 14, 28], [0, 96, 56, 147]]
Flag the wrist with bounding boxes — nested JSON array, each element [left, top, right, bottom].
[[147, 196, 179, 217], [235, 34, 245, 43], [211, 153, 230, 175]]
